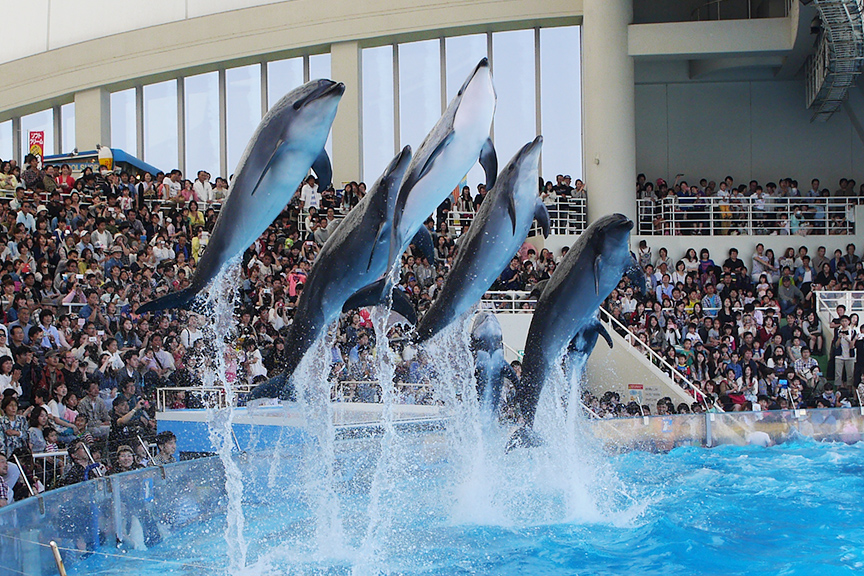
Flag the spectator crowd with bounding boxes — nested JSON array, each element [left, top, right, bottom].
[[635, 173, 864, 236], [597, 237, 864, 418], [1, 150, 864, 505]]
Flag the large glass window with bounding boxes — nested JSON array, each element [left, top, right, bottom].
[[362, 45, 395, 183], [20, 109, 54, 161], [61, 103, 75, 154], [0, 121, 12, 161], [143, 80, 179, 173], [267, 57, 304, 110], [445, 34, 489, 189], [184, 72, 220, 179], [492, 30, 536, 166], [309, 53, 331, 80], [111, 88, 137, 155], [308, 53, 332, 160], [540, 26, 582, 181], [445, 34, 488, 102], [398, 40, 441, 150], [225, 65, 262, 174]]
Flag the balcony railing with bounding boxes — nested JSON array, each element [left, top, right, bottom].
[[448, 198, 587, 237], [636, 196, 857, 236]]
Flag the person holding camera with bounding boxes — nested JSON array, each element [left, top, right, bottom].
[[834, 315, 857, 391]]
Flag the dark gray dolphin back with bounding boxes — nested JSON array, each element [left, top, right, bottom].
[[514, 214, 634, 428]]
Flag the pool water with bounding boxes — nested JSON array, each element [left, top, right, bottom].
[[69, 437, 864, 576]]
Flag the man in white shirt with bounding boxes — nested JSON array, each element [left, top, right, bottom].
[[92, 219, 113, 251], [15, 203, 36, 232], [192, 171, 214, 204], [299, 175, 320, 211]]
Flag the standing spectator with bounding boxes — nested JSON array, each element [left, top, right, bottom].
[[834, 315, 857, 391]]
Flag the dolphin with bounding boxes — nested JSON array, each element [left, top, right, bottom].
[[563, 313, 614, 384], [388, 58, 498, 274], [248, 147, 414, 400], [511, 214, 636, 442], [470, 311, 518, 414], [138, 79, 344, 313], [414, 136, 549, 343]]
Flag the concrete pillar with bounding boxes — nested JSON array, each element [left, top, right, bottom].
[[330, 41, 362, 188], [582, 0, 636, 223], [74, 87, 110, 152]]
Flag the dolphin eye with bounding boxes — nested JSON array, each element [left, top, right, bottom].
[[509, 164, 515, 171]]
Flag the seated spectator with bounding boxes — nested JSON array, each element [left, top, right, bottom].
[[152, 431, 177, 465], [110, 444, 142, 475]]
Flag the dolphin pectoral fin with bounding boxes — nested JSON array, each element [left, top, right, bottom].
[[137, 286, 200, 314], [343, 279, 389, 312], [368, 223, 387, 272], [593, 256, 601, 296], [506, 192, 517, 235], [390, 288, 418, 325], [480, 137, 498, 189], [593, 318, 614, 349], [311, 148, 333, 191], [410, 226, 435, 263], [249, 139, 284, 197], [534, 199, 551, 238], [417, 132, 454, 184]]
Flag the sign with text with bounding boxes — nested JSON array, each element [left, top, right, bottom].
[[28, 131, 44, 166]]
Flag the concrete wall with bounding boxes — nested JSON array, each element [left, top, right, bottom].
[[634, 71, 864, 191]]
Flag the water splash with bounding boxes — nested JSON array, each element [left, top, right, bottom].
[[352, 305, 401, 575], [290, 326, 347, 559], [201, 258, 249, 573]]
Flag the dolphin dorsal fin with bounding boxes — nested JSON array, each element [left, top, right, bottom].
[[311, 148, 333, 191], [480, 137, 497, 189], [534, 199, 550, 238]]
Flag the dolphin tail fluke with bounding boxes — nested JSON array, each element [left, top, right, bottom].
[[480, 137, 498, 189], [505, 426, 543, 452], [137, 287, 201, 314], [248, 372, 295, 401], [343, 279, 388, 313], [410, 226, 435, 263], [391, 289, 418, 325], [311, 148, 333, 191], [534, 199, 551, 238], [342, 279, 418, 325]]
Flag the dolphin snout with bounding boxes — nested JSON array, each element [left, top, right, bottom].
[[293, 80, 345, 110]]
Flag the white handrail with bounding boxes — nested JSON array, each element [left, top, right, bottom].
[[598, 308, 719, 412], [636, 196, 857, 236]]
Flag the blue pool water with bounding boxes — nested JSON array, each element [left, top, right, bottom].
[[68, 437, 864, 576]]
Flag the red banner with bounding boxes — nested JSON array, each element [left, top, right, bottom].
[[28, 131, 44, 161]]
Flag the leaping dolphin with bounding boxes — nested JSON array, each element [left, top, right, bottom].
[[389, 58, 498, 272], [510, 214, 636, 444], [138, 79, 344, 313], [415, 136, 549, 343], [248, 147, 414, 400], [328, 58, 498, 324], [470, 311, 518, 414]]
